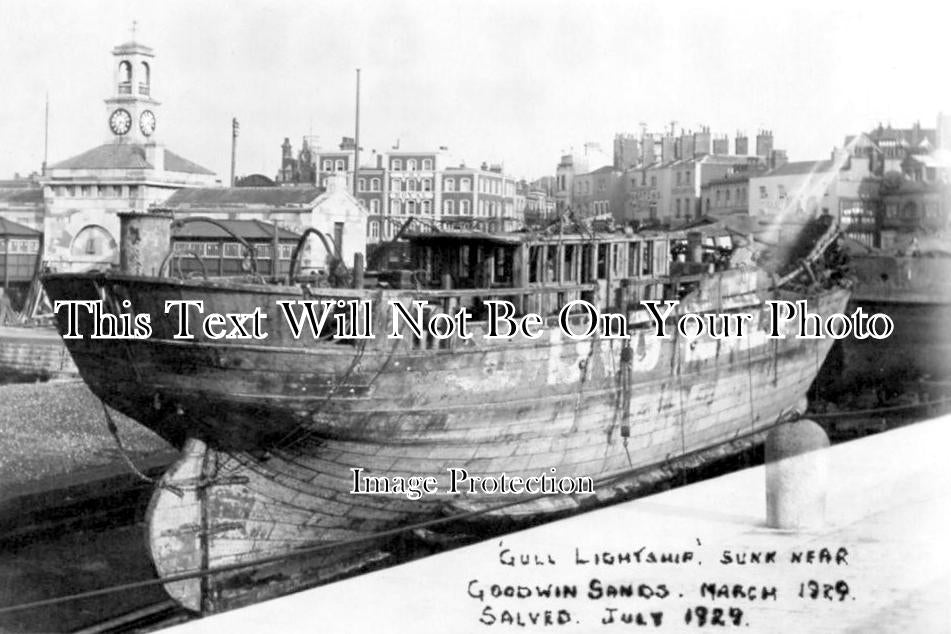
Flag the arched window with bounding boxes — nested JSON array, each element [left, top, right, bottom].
[[422, 159, 433, 170], [371, 178, 380, 191], [335, 160, 345, 172], [422, 200, 432, 214], [358, 178, 366, 192], [370, 199, 380, 214], [391, 159, 402, 171], [461, 200, 471, 215], [460, 179, 471, 192], [444, 178, 455, 192], [71, 225, 117, 259], [369, 221, 379, 238], [444, 199, 455, 214], [118, 61, 132, 93], [323, 160, 332, 171], [408, 180, 417, 192], [407, 200, 417, 215], [391, 200, 401, 215], [139, 62, 150, 95], [407, 159, 417, 171], [422, 178, 432, 192]]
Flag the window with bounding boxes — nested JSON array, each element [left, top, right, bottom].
[[422, 159, 433, 170], [334, 222, 344, 256], [358, 178, 366, 192], [391, 200, 401, 215], [391, 159, 402, 171], [118, 61, 132, 93], [370, 199, 380, 214], [422, 178, 432, 192], [369, 221, 379, 239], [407, 200, 417, 215], [461, 179, 471, 192], [371, 178, 381, 191], [725, 189, 731, 202], [675, 199, 681, 217], [676, 172, 682, 186], [422, 200, 432, 214], [407, 159, 417, 171], [650, 176, 657, 187], [444, 178, 455, 191], [323, 160, 333, 171], [461, 199, 471, 215], [204, 243, 221, 257], [223, 243, 241, 258], [777, 185, 786, 200], [759, 186, 768, 199], [408, 180, 417, 192], [444, 199, 455, 214], [334, 160, 345, 172]]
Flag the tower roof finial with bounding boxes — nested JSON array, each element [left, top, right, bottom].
[[131, 20, 138, 41]]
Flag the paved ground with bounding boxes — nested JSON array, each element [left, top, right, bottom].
[[0, 380, 171, 499], [165, 416, 951, 634]]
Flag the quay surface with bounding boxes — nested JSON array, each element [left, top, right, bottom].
[[164, 415, 951, 634], [0, 380, 172, 500]]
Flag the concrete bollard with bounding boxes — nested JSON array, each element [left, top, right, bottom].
[[765, 419, 830, 530]]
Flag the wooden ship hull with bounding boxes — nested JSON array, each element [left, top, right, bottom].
[[42, 271, 847, 612], [0, 324, 77, 382], [42, 212, 850, 612]]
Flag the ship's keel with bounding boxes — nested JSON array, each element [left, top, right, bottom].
[[145, 438, 396, 613]]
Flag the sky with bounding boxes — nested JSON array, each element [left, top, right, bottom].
[[0, 0, 948, 182]]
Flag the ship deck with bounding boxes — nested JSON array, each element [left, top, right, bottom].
[[162, 415, 951, 633]]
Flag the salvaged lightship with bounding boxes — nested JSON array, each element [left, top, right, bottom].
[[42, 212, 849, 613]]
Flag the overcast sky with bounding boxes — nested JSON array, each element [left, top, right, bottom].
[[0, 0, 948, 182]]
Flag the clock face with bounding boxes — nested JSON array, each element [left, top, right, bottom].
[[139, 110, 156, 137], [109, 108, 132, 136]]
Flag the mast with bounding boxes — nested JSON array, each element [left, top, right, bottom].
[[231, 117, 239, 186], [42, 93, 49, 175], [353, 68, 361, 198]]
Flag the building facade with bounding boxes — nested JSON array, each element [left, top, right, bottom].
[[158, 175, 367, 272], [277, 138, 523, 242]]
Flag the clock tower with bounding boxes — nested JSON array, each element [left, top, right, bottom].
[[104, 30, 160, 145]]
